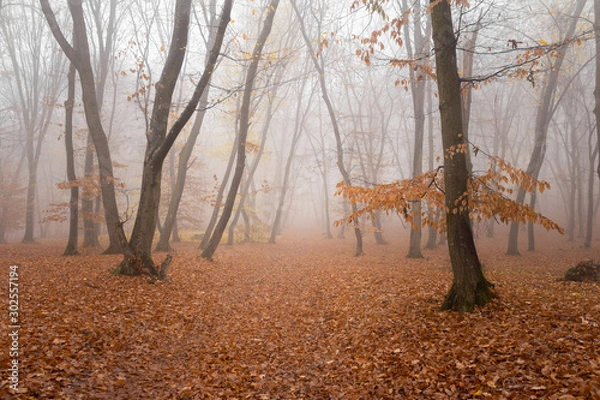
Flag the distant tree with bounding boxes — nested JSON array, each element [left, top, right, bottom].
[[0, 4, 65, 243], [506, 0, 587, 255], [292, 0, 363, 256]]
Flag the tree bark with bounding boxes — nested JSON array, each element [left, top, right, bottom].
[[155, 1, 220, 252], [403, 0, 429, 258], [431, 0, 493, 313], [63, 62, 79, 256], [41, 0, 129, 255], [202, 0, 280, 260], [118, 0, 232, 275], [584, 133, 599, 248], [596, 0, 600, 180]]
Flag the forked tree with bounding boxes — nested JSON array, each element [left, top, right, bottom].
[[41, 0, 233, 279]]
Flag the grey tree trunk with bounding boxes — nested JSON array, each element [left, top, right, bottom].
[[63, 62, 79, 256], [403, 0, 429, 258], [507, 0, 586, 255], [155, 0, 219, 252], [202, 0, 280, 260], [292, 0, 363, 256]]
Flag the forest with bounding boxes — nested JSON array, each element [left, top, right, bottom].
[[0, 0, 599, 398]]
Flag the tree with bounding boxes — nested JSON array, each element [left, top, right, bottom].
[[401, 0, 431, 258], [292, 0, 363, 256], [506, 0, 587, 255], [62, 61, 79, 256], [596, 0, 600, 180], [155, 0, 221, 252], [0, 4, 65, 243], [201, 0, 280, 260], [42, 0, 232, 279]]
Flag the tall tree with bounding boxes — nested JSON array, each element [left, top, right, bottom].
[[596, 0, 600, 179], [401, 0, 431, 258], [0, 4, 65, 243], [430, 0, 493, 312], [155, 0, 221, 252], [506, 0, 586, 255], [292, 0, 363, 256], [202, 0, 280, 260], [62, 61, 79, 256]]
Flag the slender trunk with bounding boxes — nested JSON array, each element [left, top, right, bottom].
[[155, 2, 219, 251], [269, 68, 309, 243], [584, 137, 599, 248], [63, 63, 79, 256], [403, 0, 428, 258], [596, 0, 600, 179], [41, 0, 130, 255], [292, 0, 362, 255], [227, 92, 274, 245], [202, 0, 280, 260], [507, 0, 586, 254], [431, 0, 492, 313], [81, 141, 99, 247], [22, 140, 36, 243]]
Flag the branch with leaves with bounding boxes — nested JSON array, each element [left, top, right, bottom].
[[336, 148, 564, 234]]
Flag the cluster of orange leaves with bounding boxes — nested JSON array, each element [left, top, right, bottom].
[[335, 154, 563, 234]]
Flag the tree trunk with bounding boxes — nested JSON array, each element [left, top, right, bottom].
[[402, 0, 428, 258], [584, 134, 599, 248], [81, 142, 100, 247], [155, 0, 219, 252], [63, 62, 79, 256], [596, 0, 600, 180], [507, 0, 586, 254], [118, 0, 231, 275], [431, 0, 493, 313], [227, 88, 276, 245], [41, 0, 130, 255], [202, 0, 280, 260], [292, 0, 362, 256], [269, 63, 310, 244]]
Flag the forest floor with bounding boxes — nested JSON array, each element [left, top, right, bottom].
[[0, 229, 599, 399]]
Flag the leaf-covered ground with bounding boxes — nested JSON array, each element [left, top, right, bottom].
[[1, 230, 599, 399]]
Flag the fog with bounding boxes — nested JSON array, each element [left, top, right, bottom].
[[0, 0, 596, 253]]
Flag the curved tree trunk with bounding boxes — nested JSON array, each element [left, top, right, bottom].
[[431, 0, 493, 313], [156, 0, 219, 252], [202, 0, 280, 260]]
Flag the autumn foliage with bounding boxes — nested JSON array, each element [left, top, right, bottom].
[[336, 145, 563, 235]]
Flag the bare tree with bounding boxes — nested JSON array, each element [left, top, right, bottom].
[[292, 0, 363, 256], [42, 0, 232, 279], [202, 0, 280, 260], [506, 0, 586, 255], [0, 4, 65, 243]]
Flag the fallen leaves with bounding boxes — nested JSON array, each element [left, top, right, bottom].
[[0, 231, 598, 399]]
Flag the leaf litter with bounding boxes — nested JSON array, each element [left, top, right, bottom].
[[0, 230, 599, 399]]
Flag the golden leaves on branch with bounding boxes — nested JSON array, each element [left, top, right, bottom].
[[336, 155, 563, 234]]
